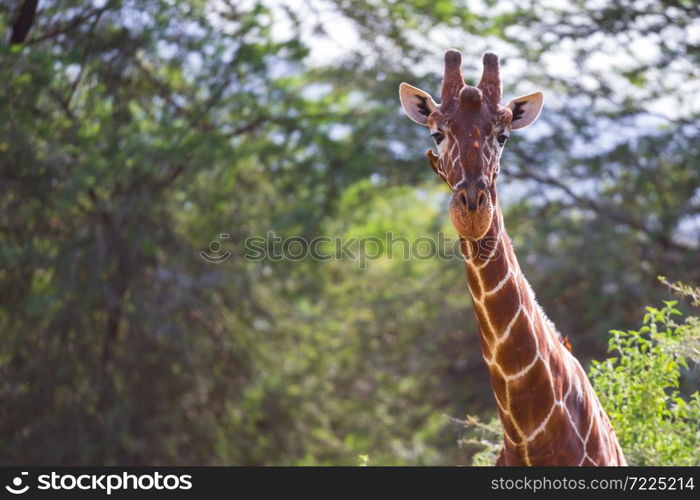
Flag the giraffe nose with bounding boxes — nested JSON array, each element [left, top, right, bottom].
[[456, 187, 488, 212]]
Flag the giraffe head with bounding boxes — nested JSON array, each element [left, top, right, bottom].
[[399, 50, 543, 240]]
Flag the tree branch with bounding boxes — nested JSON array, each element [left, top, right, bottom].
[[65, 8, 105, 108], [504, 166, 695, 254], [10, 0, 39, 45]]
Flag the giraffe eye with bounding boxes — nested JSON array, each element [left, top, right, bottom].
[[431, 132, 445, 145], [497, 134, 509, 147]]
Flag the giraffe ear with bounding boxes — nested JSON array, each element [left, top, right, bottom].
[[399, 83, 438, 126], [506, 92, 543, 130]]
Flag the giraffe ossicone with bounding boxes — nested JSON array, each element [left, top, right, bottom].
[[399, 49, 626, 466]]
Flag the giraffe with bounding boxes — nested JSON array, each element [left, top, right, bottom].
[[399, 49, 626, 466]]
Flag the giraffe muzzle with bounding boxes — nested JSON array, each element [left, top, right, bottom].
[[449, 184, 493, 240]]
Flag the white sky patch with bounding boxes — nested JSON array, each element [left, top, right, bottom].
[[261, 0, 360, 66], [328, 123, 352, 141], [300, 82, 332, 100], [387, 140, 410, 158], [674, 215, 700, 250]]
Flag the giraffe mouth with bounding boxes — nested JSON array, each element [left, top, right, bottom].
[[448, 192, 494, 240]]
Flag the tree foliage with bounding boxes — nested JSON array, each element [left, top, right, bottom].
[[590, 294, 700, 465], [1, 0, 698, 464]]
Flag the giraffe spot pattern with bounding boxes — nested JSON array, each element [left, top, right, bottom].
[[475, 256, 511, 295], [496, 401, 521, 447], [490, 368, 508, 414], [547, 349, 567, 395], [479, 330, 494, 361], [495, 312, 538, 375], [474, 305, 496, 343], [482, 278, 521, 332], [585, 416, 604, 460], [466, 262, 483, 297], [508, 359, 555, 428], [526, 407, 585, 465]]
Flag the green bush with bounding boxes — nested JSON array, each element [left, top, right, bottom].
[[590, 295, 700, 465], [457, 415, 502, 466]]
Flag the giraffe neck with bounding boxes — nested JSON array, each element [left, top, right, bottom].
[[460, 207, 626, 466]]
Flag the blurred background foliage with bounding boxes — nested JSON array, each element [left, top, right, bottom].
[[0, 0, 698, 465]]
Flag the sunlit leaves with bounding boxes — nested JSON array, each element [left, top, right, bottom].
[[590, 298, 700, 465]]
